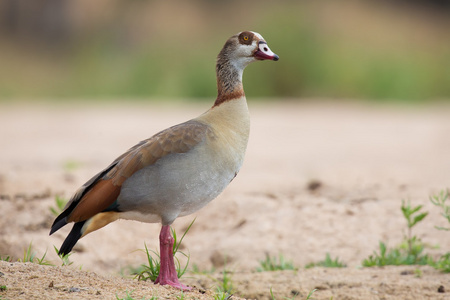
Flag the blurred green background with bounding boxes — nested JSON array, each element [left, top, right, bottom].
[[0, 0, 449, 102]]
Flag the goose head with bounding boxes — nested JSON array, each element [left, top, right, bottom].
[[218, 31, 279, 71], [214, 31, 278, 102]]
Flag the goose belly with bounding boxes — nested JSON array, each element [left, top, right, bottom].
[[117, 146, 242, 224]]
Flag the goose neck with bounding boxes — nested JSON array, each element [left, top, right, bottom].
[[214, 57, 245, 106]]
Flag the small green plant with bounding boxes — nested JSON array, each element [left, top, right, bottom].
[[175, 291, 185, 300], [132, 243, 160, 282], [414, 268, 423, 278], [214, 287, 232, 300], [35, 250, 53, 266], [116, 290, 134, 300], [428, 189, 450, 273], [401, 200, 428, 254], [53, 246, 73, 266], [269, 287, 301, 300], [363, 201, 433, 267], [305, 289, 317, 300], [20, 242, 36, 263], [132, 219, 194, 282], [0, 255, 12, 262], [171, 218, 195, 279], [362, 240, 432, 267], [19, 243, 53, 266], [50, 196, 68, 216], [430, 190, 450, 231], [431, 252, 450, 273], [269, 287, 276, 300], [257, 253, 297, 272], [305, 253, 346, 269], [218, 269, 234, 295], [0, 285, 6, 291], [212, 258, 234, 299]]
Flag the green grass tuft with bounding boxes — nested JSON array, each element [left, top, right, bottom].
[[131, 219, 194, 282], [362, 240, 432, 267], [171, 218, 195, 279], [363, 200, 432, 267], [175, 291, 185, 300], [132, 243, 160, 282], [430, 190, 450, 231], [305, 253, 347, 269], [0, 255, 12, 262], [401, 200, 428, 254], [257, 254, 297, 272], [19, 243, 53, 266], [213, 287, 233, 300], [219, 269, 234, 295], [305, 289, 317, 300], [212, 260, 234, 299], [431, 252, 450, 273], [53, 246, 73, 266]]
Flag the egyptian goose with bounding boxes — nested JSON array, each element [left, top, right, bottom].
[[50, 31, 278, 289]]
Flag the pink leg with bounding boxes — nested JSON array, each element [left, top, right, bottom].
[[154, 225, 191, 290]]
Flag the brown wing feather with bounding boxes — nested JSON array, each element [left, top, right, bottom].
[[67, 179, 120, 222], [106, 120, 210, 186], [62, 120, 210, 223]]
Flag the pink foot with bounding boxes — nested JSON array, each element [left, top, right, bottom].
[[155, 279, 191, 290], [154, 225, 192, 290]]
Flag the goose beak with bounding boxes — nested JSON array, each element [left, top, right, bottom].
[[254, 41, 279, 61]]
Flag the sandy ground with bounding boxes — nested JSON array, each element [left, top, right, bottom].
[[0, 100, 449, 299]]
